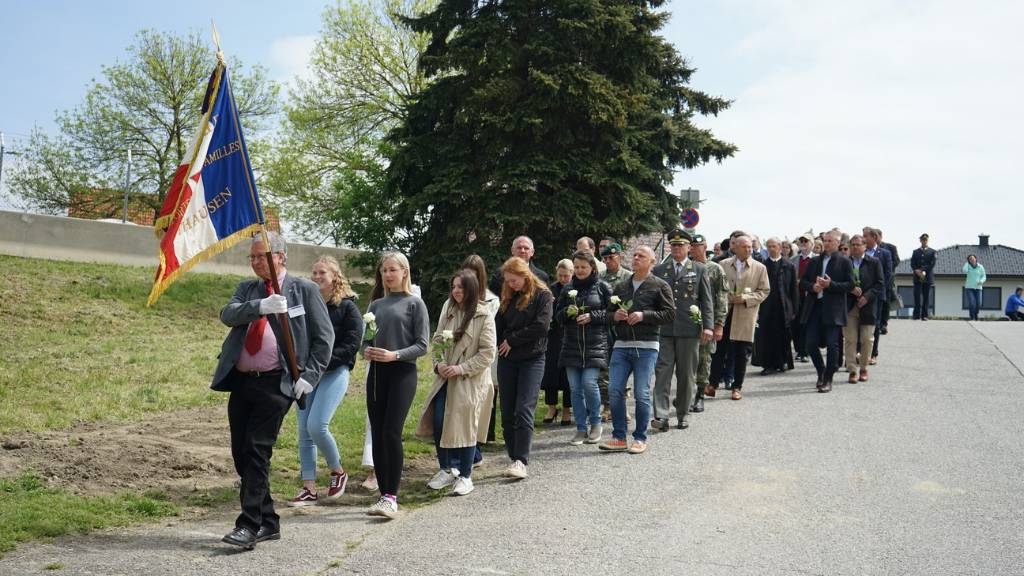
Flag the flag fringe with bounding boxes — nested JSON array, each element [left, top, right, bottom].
[[146, 223, 262, 307]]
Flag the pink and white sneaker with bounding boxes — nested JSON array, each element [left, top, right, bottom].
[[286, 487, 318, 507], [325, 471, 348, 500]]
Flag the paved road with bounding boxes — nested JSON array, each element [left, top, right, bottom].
[[4, 321, 1023, 575]]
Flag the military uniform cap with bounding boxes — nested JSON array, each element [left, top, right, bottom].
[[668, 229, 692, 245], [600, 242, 623, 257]]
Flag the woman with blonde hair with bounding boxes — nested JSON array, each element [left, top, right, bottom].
[[495, 256, 553, 479], [363, 252, 430, 518], [416, 269, 496, 495], [287, 256, 363, 507]]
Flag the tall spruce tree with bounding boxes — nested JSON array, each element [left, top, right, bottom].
[[387, 0, 736, 305]]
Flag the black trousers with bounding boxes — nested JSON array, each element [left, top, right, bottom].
[[366, 361, 417, 497], [497, 356, 545, 465], [227, 371, 291, 534], [804, 302, 842, 381], [709, 313, 751, 390], [913, 279, 932, 319]]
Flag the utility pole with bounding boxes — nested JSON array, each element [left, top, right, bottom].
[[0, 132, 5, 195], [122, 147, 132, 223]]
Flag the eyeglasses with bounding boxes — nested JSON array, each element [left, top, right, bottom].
[[247, 254, 280, 262]]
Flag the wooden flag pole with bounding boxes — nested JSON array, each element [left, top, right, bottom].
[[213, 22, 305, 408]]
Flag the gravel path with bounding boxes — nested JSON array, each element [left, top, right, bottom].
[[3, 320, 1022, 575]]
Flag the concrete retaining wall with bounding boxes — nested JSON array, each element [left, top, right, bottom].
[[0, 210, 368, 281]]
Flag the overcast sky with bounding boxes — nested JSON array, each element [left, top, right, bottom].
[[1, 0, 1020, 254]]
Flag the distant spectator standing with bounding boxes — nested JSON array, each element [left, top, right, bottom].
[[963, 255, 987, 321], [490, 236, 550, 294], [541, 259, 574, 425]]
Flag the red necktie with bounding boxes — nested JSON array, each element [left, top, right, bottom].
[[244, 280, 274, 355]]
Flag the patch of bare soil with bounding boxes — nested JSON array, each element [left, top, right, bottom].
[[0, 407, 233, 498]]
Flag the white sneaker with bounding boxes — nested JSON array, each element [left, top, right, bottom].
[[427, 468, 459, 490], [451, 476, 474, 496], [367, 496, 398, 519], [569, 431, 587, 445], [503, 460, 528, 480]]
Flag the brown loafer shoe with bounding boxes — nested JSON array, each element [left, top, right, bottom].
[[859, 368, 868, 382], [868, 357, 877, 365], [731, 389, 742, 401], [848, 373, 859, 384], [704, 384, 716, 397]]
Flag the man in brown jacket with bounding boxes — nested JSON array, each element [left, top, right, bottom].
[[705, 235, 770, 401]]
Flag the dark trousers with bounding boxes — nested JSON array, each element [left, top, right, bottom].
[[227, 371, 291, 533], [880, 299, 891, 329], [497, 356, 545, 465], [913, 279, 932, 319], [709, 312, 751, 390], [804, 303, 842, 380], [871, 298, 884, 358], [433, 384, 475, 478], [366, 361, 417, 497]]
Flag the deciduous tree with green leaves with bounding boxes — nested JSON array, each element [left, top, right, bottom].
[[386, 0, 737, 305], [5, 29, 278, 221], [261, 0, 436, 251]]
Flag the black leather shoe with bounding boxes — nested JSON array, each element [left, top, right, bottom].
[[815, 378, 825, 392], [255, 526, 280, 543], [676, 419, 689, 430], [651, 418, 669, 432], [222, 527, 257, 550], [691, 398, 705, 413]]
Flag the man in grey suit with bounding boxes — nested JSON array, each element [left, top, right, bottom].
[[651, 230, 713, 431], [213, 232, 334, 550]]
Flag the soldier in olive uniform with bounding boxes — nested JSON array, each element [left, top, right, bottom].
[[650, 230, 714, 430], [691, 234, 728, 413]]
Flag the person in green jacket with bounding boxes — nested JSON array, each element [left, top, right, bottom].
[[963, 254, 987, 320]]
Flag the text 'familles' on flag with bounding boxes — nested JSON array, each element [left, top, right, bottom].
[[147, 55, 266, 306]]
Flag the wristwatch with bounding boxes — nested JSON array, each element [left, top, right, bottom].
[[395, 351, 402, 360]]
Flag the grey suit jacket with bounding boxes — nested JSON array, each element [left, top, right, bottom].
[[211, 273, 334, 398]]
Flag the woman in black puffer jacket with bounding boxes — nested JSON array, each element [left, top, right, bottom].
[[555, 250, 611, 445]]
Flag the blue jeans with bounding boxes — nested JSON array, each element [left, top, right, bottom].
[[966, 288, 982, 320], [297, 366, 349, 480], [432, 384, 475, 478], [609, 347, 658, 442], [565, 367, 602, 431]]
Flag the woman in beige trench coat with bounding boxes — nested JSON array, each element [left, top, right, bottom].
[[416, 270, 496, 496]]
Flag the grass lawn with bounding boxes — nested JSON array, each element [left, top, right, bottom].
[[0, 254, 535, 556]]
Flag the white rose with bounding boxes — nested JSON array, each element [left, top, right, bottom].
[[362, 312, 376, 323], [610, 295, 621, 305], [567, 289, 578, 298], [441, 329, 454, 340], [689, 304, 699, 314]]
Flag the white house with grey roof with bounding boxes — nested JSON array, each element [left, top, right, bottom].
[[893, 234, 1024, 319]]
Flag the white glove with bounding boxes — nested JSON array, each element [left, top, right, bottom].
[[292, 378, 314, 399], [259, 294, 288, 315]]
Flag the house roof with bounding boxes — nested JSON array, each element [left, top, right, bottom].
[[894, 242, 1024, 277]]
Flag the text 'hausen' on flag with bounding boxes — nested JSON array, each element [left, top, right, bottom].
[[147, 59, 265, 306]]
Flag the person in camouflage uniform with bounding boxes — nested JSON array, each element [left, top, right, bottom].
[[599, 241, 632, 420], [690, 234, 728, 413]]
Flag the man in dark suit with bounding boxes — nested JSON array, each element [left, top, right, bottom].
[[790, 233, 815, 363], [651, 230, 713, 431], [910, 233, 937, 320], [862, 228, 893, 364], [875, 228, 899, 333], [799, 231, 854, 393], [844, 235, 884, 383], [213, 232, 334, 549], [490, 235, 550, 294]]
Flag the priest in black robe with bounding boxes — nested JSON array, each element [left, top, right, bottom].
[[754, 238, 800, 373]]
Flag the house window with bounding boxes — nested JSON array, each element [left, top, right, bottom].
[[897, 285, 934, 316]]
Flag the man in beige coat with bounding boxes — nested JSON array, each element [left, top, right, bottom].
[[705, 235, 770, 400]]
